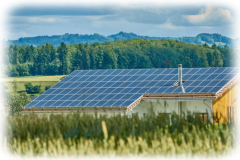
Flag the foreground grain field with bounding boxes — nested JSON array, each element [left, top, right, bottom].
[[3, 75, 65, 94], [5, 112, 236, 157]]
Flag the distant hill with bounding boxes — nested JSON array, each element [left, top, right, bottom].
[[6, 32, 236, 48]]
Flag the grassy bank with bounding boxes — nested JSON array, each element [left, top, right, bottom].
[[5, 112, 236, 157]]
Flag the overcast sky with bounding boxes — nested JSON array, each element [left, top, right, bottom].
[[4, 3, 237, 40]]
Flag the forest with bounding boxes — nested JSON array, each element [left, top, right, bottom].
[[3, 38, 236, 77]]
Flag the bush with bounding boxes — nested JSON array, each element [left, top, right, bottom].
[[45, 86, 51, 91], [4, 92, 32, 115], [24, 82, 41, 94]]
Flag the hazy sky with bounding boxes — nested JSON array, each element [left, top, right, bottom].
[[4, 4, 237, 40]]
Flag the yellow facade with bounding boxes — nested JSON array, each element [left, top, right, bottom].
[[212, 81, 240, 123]]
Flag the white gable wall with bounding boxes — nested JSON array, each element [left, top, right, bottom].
[[127, 99, 213, 119]]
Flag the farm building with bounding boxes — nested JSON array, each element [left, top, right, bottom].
[[22, 65, 240, 123]]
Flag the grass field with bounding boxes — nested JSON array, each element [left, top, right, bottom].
[[2, 75, 65, 95], [5, 112, 236, 156]]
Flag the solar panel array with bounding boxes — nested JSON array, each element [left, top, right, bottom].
[[25, 67, 239, 109]]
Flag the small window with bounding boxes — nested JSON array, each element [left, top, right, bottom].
[[158, 113, 171, 123], [143, 113, 146, 118], [227, 106, 237, 121], [195, 113, 208, 123]]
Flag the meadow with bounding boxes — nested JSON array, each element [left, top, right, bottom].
[[3, 75, 65, 95], [4, 111, 236, 157]]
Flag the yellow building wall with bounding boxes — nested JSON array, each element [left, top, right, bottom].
[[212, 81, 240, 123]]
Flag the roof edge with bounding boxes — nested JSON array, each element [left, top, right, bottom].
[[215, 74, 240, 99], [143, 93, 216, 97], [21, 107, 126, 112]]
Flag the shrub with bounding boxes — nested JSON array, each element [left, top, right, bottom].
[[45, 86, 51, 91], [24, 82, 41, 94], [4, 92, 32, 115]]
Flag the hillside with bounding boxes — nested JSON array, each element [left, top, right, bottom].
[[6, 32, 235, 48], [4, 38, 236, 77]]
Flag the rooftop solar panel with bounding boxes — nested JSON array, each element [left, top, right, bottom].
[[24, 67, 239, 109]]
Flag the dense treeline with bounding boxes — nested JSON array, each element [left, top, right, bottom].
[[7, 32, 235, 47], [3, 38, 236, 77]]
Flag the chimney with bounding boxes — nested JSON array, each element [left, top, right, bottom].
[[178, 64, 185, 93], [178, 64, 182, 86]]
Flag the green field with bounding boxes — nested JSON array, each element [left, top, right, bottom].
[[5, 112, 236, 156], [3, 75, 65, 95]]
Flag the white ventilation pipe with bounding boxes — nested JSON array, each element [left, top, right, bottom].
[[178, 64, 182, 86]]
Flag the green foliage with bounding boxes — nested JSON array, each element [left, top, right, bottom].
[[5, 112, 236, 156], [45, 86, 51, 91], [60, 75, 67, 80], [4, 38, 236, 77], [4, 92, 32, 116], [24, 82, 41, 94], [0, 81, 8, 97], [12, 80, 18, 93]]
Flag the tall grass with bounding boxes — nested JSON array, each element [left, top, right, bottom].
[[5, 111, 236, 156]]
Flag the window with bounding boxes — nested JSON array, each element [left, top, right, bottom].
[[143, 113, 146, 118], [158, 113, 171, 124], [195, 113, 208, 123], [227, 106, 237, 121]]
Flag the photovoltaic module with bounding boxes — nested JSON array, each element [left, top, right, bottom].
[[24, 67, 239, 109]]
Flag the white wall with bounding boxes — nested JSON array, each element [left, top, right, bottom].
[[127, 99, 213, 119]]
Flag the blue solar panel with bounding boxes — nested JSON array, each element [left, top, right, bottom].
[[44, 95, 55, 100], [195, 68, 208, 74], [189, 75, 200, 80], [44, 101, 56, 107], [225, 74, 237, 80], [139, 88, 150, 93], [52, 101, 64, 107], [189, 81, 202, 87], [163, 87, 177, 93], [111, 76, 122, 81], [112, 88, 124, 93], [147, 87, 159, 93], [190, 87, 204, 93], [205, 68, 218, 74], [25, 67, 239, 109], [198, 81, 211, 86], [187, 68, 200, 74], [94, 70, 106, 75], [25, 101, 39, 108], [112, 101, 124, 107], [68, 70, 81, 76], [201, 87, 212, 92], [35, 101, 47, 107], [85, 101, 99, 107], [155, 87, 168, 93], [172, 87, 182, 93], [34, 95, 47, 100], [112, 94, 125, 100], [230, 68, 239, 73], [69, 101, 83, 107]]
